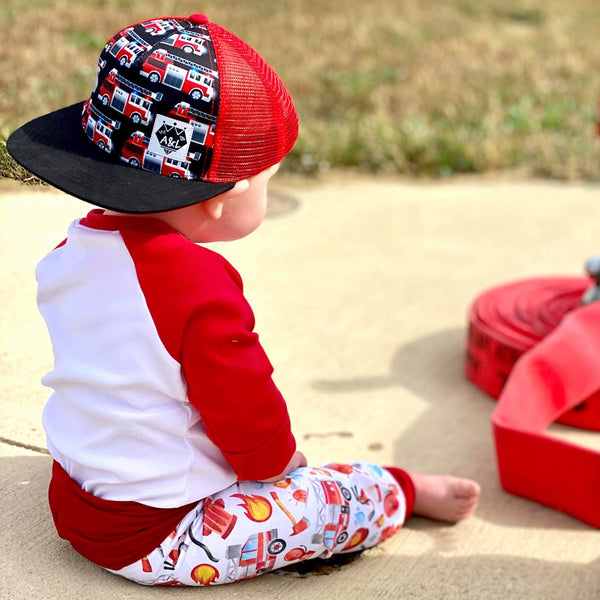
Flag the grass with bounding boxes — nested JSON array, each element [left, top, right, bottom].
[[2, 0, 600, 182]]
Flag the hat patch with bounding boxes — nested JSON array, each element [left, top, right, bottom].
[[149, 114, 193, 161]]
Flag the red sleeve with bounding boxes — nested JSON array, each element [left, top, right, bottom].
[[181, 282, 296, 481], [121, 226, 296, 482]]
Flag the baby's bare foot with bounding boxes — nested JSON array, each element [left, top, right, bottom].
[[410, 473, 481, 523]]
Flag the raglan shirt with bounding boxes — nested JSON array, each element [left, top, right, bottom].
[[36, 210, 296, 570]]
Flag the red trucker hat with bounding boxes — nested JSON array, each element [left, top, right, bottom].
[[7, 14, 298, 213]]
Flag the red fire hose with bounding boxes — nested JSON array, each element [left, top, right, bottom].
[[465, 273, 600, 527]]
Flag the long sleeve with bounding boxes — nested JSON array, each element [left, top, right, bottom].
[[181, 286, 296, 481]]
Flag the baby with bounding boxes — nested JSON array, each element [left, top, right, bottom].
[[7, 13, 479, 586]]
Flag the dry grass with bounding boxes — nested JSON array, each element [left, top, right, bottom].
[[2, 0, 600, 181]]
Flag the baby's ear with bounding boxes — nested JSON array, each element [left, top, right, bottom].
[[228, 179, 250, 195], [201, 179, 250, 220], [202, 196, 225, 220]]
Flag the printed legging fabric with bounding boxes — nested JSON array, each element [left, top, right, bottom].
[[108, 462, 409, 586]]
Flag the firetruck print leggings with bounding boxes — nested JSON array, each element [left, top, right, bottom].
[[107, 462, 411, 586]]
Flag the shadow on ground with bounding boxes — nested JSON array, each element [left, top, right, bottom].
[[311, 328, 594, 531]]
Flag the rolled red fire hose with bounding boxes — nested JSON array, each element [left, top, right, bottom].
[[465, 272, 600, 528]]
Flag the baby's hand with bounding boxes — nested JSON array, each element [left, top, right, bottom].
[[258, 450, 307, 483]]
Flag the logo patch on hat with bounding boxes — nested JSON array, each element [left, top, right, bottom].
[[149, 114, 193, 161], [156, 123, 187, 154]]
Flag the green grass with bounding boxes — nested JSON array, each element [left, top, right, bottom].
[[0, 135, 43, 184], [2, 0, 600, 182]]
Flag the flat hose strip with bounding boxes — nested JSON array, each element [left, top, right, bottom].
[[465, 276, 600, 527]]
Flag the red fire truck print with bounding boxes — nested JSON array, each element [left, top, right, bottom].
[[164, 31, 208, 56], [98, 69, 162, 126], [141, 18, 185, 37], [140, 49, 216, 102], [121, 131, 194, 178], [168, 102, 216, 147], [81, 99, 120, 153], [104, 27, 132, 52], [225, 529, 286, 580], [94, 58, 106, 91], [106, 29, 151, 67], [310, 479, 352, 553]]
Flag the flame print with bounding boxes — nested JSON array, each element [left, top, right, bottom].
[[190, 564, 219, 585], [342, 527, 369, 551], [274, 478, 292, 489], [233, 494, 273, 522]]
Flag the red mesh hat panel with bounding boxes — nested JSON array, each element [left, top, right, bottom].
[[205, 23, 298, 183]]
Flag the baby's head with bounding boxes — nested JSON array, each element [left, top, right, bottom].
[[116, 160, 281, 243], [7, 14, 298, 216]]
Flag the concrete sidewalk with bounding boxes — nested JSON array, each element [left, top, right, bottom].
[[1, 176, 599, 599]]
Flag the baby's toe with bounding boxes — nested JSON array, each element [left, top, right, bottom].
[[453, 479, 481, 500]]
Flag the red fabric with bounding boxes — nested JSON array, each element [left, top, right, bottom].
[[205, 21, 298, 183], [181, 301, 294, 480], [384, 467, 415, 518], [49, 461, 196, 570], [492, 301, 600, 527]]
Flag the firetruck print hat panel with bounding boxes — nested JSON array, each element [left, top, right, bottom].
[[7, 14, 299, 213]]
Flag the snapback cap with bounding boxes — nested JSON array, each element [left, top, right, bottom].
[[7, 14, 298, 213]]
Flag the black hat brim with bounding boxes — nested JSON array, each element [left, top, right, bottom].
[[6, 102, 235, 213]]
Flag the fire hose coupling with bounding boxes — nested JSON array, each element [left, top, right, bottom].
[[582, 256, 600, 304]]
